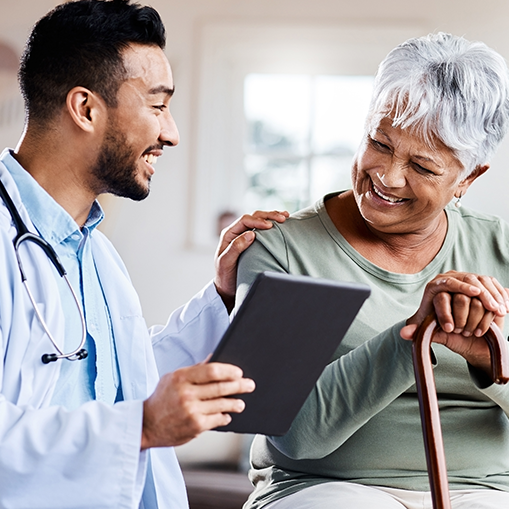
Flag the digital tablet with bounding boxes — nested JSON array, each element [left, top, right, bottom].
[[210, 271, 371, 436]]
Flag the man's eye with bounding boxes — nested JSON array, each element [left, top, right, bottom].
[[153, 104, 166, 111]]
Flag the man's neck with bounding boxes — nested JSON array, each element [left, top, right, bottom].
[[14, 125, 98, 227]]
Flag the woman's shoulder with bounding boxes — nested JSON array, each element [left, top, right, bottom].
[[449, 204, 509, 235], [255, 197, 329, 244], [448, 205, 509, 268]]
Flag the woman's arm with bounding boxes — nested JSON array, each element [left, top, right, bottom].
[[237, 235, 417, 460], [268, 319, 416, 460]]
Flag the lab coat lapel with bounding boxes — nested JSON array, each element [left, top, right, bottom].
[[91, 234, 157, 401], [0, 161, 63, 407]]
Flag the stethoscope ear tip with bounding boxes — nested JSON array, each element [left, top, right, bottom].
[[76, 349, 88, 360], [41, 353, 58, 364]]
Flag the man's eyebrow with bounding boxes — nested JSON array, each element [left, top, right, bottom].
[[148, 85, 175, 96]]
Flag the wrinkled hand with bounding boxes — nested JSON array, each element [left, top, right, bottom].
[[141, 363, 255, 450], [401, 271, 509, 374], [214, 210, 289, 312]]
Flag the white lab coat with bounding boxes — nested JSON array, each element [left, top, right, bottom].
[[0, 160, 230, 509]]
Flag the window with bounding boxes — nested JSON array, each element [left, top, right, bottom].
[[188, 22, 422, 247], [244, 74, 374, 212]]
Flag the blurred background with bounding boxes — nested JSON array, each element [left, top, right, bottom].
[[1, 0, 509, 505]]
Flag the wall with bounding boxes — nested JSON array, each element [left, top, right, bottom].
[[108, 0, 509, 325], [0, 0, 507, 468], [0, 0, 508, 323]]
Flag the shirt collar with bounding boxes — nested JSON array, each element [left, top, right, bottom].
[[1, 150, 104, 245]]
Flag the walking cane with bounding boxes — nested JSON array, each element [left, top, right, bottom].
[[412, 315, 509, 509]]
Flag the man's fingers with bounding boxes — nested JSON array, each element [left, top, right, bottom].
[[195, 377, 256, 400], [251, 209, 289, 224], [220, 230, 256, 261], [198, 396, 247, 415], [218, 210, 288, 251], [142, 363, 255, 450], [181, 362, 245, 384], [214, 231, 257, 299], [174, 363, 255, 403]]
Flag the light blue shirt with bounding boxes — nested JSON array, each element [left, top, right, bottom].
[[3, 151, 121, 409]]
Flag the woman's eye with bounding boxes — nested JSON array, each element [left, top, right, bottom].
[[370, 137, 390, 151], [413, 162, 433, 175]]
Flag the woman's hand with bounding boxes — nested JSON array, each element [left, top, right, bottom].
[[401, 271, 509, 375], [214, 210, 289, 312]]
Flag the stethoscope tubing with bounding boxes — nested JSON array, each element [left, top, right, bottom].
[[0, 178, 88, 364]]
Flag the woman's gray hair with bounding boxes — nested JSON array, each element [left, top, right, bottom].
[[367, 32, 509, 176]]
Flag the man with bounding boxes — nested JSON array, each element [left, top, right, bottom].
[[0, 1, 287, 507]]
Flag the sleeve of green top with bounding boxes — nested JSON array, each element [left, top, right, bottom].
[[267, 319, 416, 460], [237, 235, 418, 461], [469, 363, 509, 417], [479, 382, 509, 416], [236, 227, 289, 306]]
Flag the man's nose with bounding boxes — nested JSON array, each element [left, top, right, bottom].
[[159, 110, 180, 147]]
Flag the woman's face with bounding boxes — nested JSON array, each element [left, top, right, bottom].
[[351, 116, 475, 236]]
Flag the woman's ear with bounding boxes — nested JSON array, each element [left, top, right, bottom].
[[456, 164, 490, 196], [65, 87, 107, 133]]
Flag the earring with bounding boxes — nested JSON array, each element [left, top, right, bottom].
[[454, 192, 463, 208]]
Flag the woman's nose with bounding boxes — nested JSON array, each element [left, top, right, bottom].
[[378, 159, 406, 188]]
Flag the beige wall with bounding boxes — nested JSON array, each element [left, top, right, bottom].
[[0, 0, 508, 327]]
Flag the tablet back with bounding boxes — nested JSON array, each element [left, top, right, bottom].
[[210, 271, 370, 435]]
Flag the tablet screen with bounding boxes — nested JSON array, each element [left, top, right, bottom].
[[210, 272, 370, 435]]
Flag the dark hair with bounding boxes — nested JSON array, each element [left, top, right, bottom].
[[19, 0, 166, 124]]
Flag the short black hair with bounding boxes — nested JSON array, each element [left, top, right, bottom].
[[19, 0, 166, 124]]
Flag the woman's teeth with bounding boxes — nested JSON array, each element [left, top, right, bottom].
[[143, 154, 157, 165], [372, 184, 405, 203]]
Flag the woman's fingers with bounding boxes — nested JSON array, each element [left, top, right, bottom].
[[462, 274, 508, 316], [409, 273, 482, 327], [409, 272, 507, 341], [433, 291, 454, 333], [450, 293, 471, 332]]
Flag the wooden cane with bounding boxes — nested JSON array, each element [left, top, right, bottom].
[[412, 315, 509, 509]]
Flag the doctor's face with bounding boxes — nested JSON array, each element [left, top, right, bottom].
[[92, 43, 179, 200]]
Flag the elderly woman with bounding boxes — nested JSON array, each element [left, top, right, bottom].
[[237, 33, 509, 509]]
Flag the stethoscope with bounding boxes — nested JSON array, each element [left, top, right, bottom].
[[0, 179, 88, 364]]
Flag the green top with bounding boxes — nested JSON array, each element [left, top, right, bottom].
[[236, 194, 509, 509]]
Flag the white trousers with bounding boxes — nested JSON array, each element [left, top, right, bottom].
[[263, 482, 509, 509]]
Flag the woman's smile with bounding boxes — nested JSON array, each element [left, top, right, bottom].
[[370, 180, 408, 205]]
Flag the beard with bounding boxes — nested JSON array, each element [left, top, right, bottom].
[[91, 122, 150, 201]]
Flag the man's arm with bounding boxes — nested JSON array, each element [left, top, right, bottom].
[[150, 210, 289, 374], [145, 210, 286, 448]]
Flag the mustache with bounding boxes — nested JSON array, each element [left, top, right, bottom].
[[143, 144, 165, 154]]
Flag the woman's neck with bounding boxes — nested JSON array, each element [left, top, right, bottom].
[[325, 191, 448, 274]]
